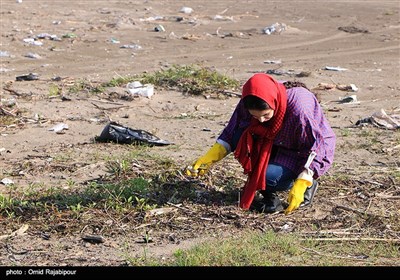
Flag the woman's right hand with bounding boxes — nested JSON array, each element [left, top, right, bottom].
[[185, 143, 227, 177]]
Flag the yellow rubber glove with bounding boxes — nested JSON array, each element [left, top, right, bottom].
[[186, 143, 227, 177], [284, 178, 312, 215]]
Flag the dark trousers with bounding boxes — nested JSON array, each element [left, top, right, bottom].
[[232, 128, 296, 194]]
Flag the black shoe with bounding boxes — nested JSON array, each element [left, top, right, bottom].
[[300, 180, 318, 207], [260, 192, 284, 213]]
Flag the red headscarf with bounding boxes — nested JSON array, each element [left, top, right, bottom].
[[234, 74, 287, 209]]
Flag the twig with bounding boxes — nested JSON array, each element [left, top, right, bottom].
[[356, 179, 384, 187], [335, 204, 377, 218], [83, 98, 125, 106], [388, 176, 397, 187], [301, 230, 360, 236], [0, 224, 29, 240], [220, 90, 241, 97], [147, 104, 157, 113], [300, 246, 368, 261], [301, 237, 400, 243], [166, 202, 195, 214], [334, 204, 389, 218], [134, 223, 153, 230], [3, 87, 20, 96], [0, 107, 17, 117], [90, 102, 129, 110], [365, 198, 373, 213], [375, 193, 400, 200]]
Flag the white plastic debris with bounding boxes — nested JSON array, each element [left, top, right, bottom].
[[371, 109, 400, 129], [126, 81, 154, 98], [1, 178, 14, 185], [120, 44, 142, 50], [154, 25, 165, 32], [349, 84, 358, 91], [0, 51, 10, 57], [49, 123, 69, 133], [264, 59, 282, 64], [263, 23, 287, 35], [325, 66, 348, 71], [25, 52, 42, 59], [180, 7, 193, 14], [281, 223, 291, 231]]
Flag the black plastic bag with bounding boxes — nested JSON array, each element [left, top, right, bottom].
[[95, 122, 172, 146]]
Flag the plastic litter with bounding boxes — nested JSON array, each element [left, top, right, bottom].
[[264, 59, 282, 64], [339, 95, 358, 104], [180, 7, 193, 14], [263, 23, 287, 34], [126, 81, 154, 98], [49, 123, 69, 133], [356, 109, 400, 130], [120, 44, 142, 50], [1, 178, 14, 185], [23, 38, 43, 46], [154, 25, 165, 32], [16, 73, 39, 81], [0, 51, 10, 57], [96, 122, 172, 146], [325, 66, 348, 71], [25, 52, 42, 59]]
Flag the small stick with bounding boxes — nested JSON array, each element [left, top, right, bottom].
[[301, 237, 400, 243]]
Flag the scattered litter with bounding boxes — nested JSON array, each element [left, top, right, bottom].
[[339, 95, 359, 104], [1, 97, 16, 106], [325, 66, 348, 71], [147, 207, 176, 216], [263, 22, 287, 35], [313, 83, 358, 92], [180, 7, 193, 14], [82, 235, 105, 244], [265, 69, 310, 77], [213, 15, 234, 21], [49, 123, 69, 133], [126, 81, 154, 98], [0, 224, 29, 241], [23, 38, 43, 46], [62, 33, 77, 39], [24, 52, 42, 59], [1, 178, 14, 185], [16, 73, 39, 81], [280, 223, 293, 232], [338, 26, 369, 34], [264, 59, 282, 64], [110, 38, 120, 44], [96, 122, 173, 146], [339, 84, 358, 92], [0, 67, 13, 72], [120, 44, 142, 50], [139, 15, 164, 22], [356, 109, 400, 130], [0, 51, 10, 57], [41, 232, 50, 240], [36, 33, 61, 41], [154, 24, 165, 32]]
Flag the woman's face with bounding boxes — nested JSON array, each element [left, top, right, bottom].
[[248, 108, 275, 123]]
